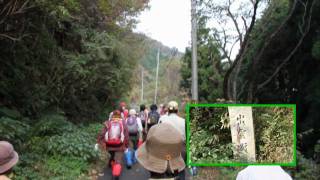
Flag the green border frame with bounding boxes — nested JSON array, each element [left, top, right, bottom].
[[186, 103, 297, 167]]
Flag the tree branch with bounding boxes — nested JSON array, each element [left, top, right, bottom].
[[0, 33, 19, 41], [227, 0, 243, 45], [241, 16, 248, 33], [246, 0, 299, 101], [223, 0, 260, 100], [257, 0, 315, 90]]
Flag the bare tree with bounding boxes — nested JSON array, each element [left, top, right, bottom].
[[197, 0, 263, 101]]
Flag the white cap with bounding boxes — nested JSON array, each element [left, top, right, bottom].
[[129, 109, 137, 115], [168, 101, 178, 111]]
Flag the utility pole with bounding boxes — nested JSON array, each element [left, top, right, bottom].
[[141, 67, 144, 103], [154, 48, 160, 104], [191, 0, 198, 101]]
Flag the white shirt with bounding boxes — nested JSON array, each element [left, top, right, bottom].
[[159, 113, 185, 142], [236, 166, 292, 180]]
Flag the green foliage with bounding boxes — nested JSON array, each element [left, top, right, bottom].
[[12, 121, 102, 179], [287, 151, 320, 180], [31, 113, 75, 136], [98, 0, 149, 28], [312, 40, 320, 60], [180, 16, 224, 102], [14, 154, 88, 180], [0, 0, 147, 179], [43, 155, 89, 179], [254, 108, 294, 163], [190, 107, 233, 163], [47, 129, 99, 161], [0, 0, 149, 121], [13, 153, 43, 180], [190, 107, 294, 163], [0, 117, 30, 148], [0, 107, 22, 119]]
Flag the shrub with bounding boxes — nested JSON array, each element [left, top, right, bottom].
[[13, 153, 43, 180], [31, 113, 75, 137], [14, 155, 88, 180], [287, 151, 320, 180], [254, 107, 294, 163], [0, 117, 30, 149], [47, 129, 99, 161], [190, 107, 233, 163], [42, 155, 89, 179]]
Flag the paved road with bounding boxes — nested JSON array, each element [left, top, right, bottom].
[[98, 162, 191, 180], [98, 162, 150, 180]]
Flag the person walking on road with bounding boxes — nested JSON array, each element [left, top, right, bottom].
[[109, 102, 129, 120], [98, 110, 129, 179], [126, 109, 143, 151], [146, 104, 160, 133], [136, 123, 186, 180], [139, 104, 148, 140], [0, 141, 19, 180], [158, 101, 186, 179], [159, 104, 167, 116], [158, 101, 185, 142]]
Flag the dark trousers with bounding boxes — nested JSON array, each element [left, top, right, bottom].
[[179, 143, 186, 180], [109, 151, 124, 165], [129, 134, 138, 150]]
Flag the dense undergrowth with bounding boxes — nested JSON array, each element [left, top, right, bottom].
[[0, 110, 104, 179]]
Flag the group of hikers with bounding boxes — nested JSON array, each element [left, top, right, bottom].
[[96, 100, 187, 180]]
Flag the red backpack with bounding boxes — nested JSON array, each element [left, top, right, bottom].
[[105, 119, 124, 146]]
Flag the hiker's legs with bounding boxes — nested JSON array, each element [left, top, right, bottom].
[[178, 143, 186, 180], [114, 151, 124, 165], [130, 135, 138, 150], [108, 151, 116, 167], [179, 170, 186, 180]]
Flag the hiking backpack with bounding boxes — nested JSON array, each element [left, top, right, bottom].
[[127, 116, 138, 135], [105, 119, 124, 146], [149, 111, 159, 125]]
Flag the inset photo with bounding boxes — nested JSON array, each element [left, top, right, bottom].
[[186, 104, 296, 166]]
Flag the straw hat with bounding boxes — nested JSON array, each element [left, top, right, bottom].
[[136, 123, 185, 173], [0, 141, 19, 174]]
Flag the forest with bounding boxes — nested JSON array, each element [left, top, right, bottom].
[[0, 0, 319, 179], [0, 0, 152, 179]]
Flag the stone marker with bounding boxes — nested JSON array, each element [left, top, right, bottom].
[[228, 106, 256, 162]]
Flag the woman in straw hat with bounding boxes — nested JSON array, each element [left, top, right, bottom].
[[0, 141, 19, 180], [136, 123, 186, 180]]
